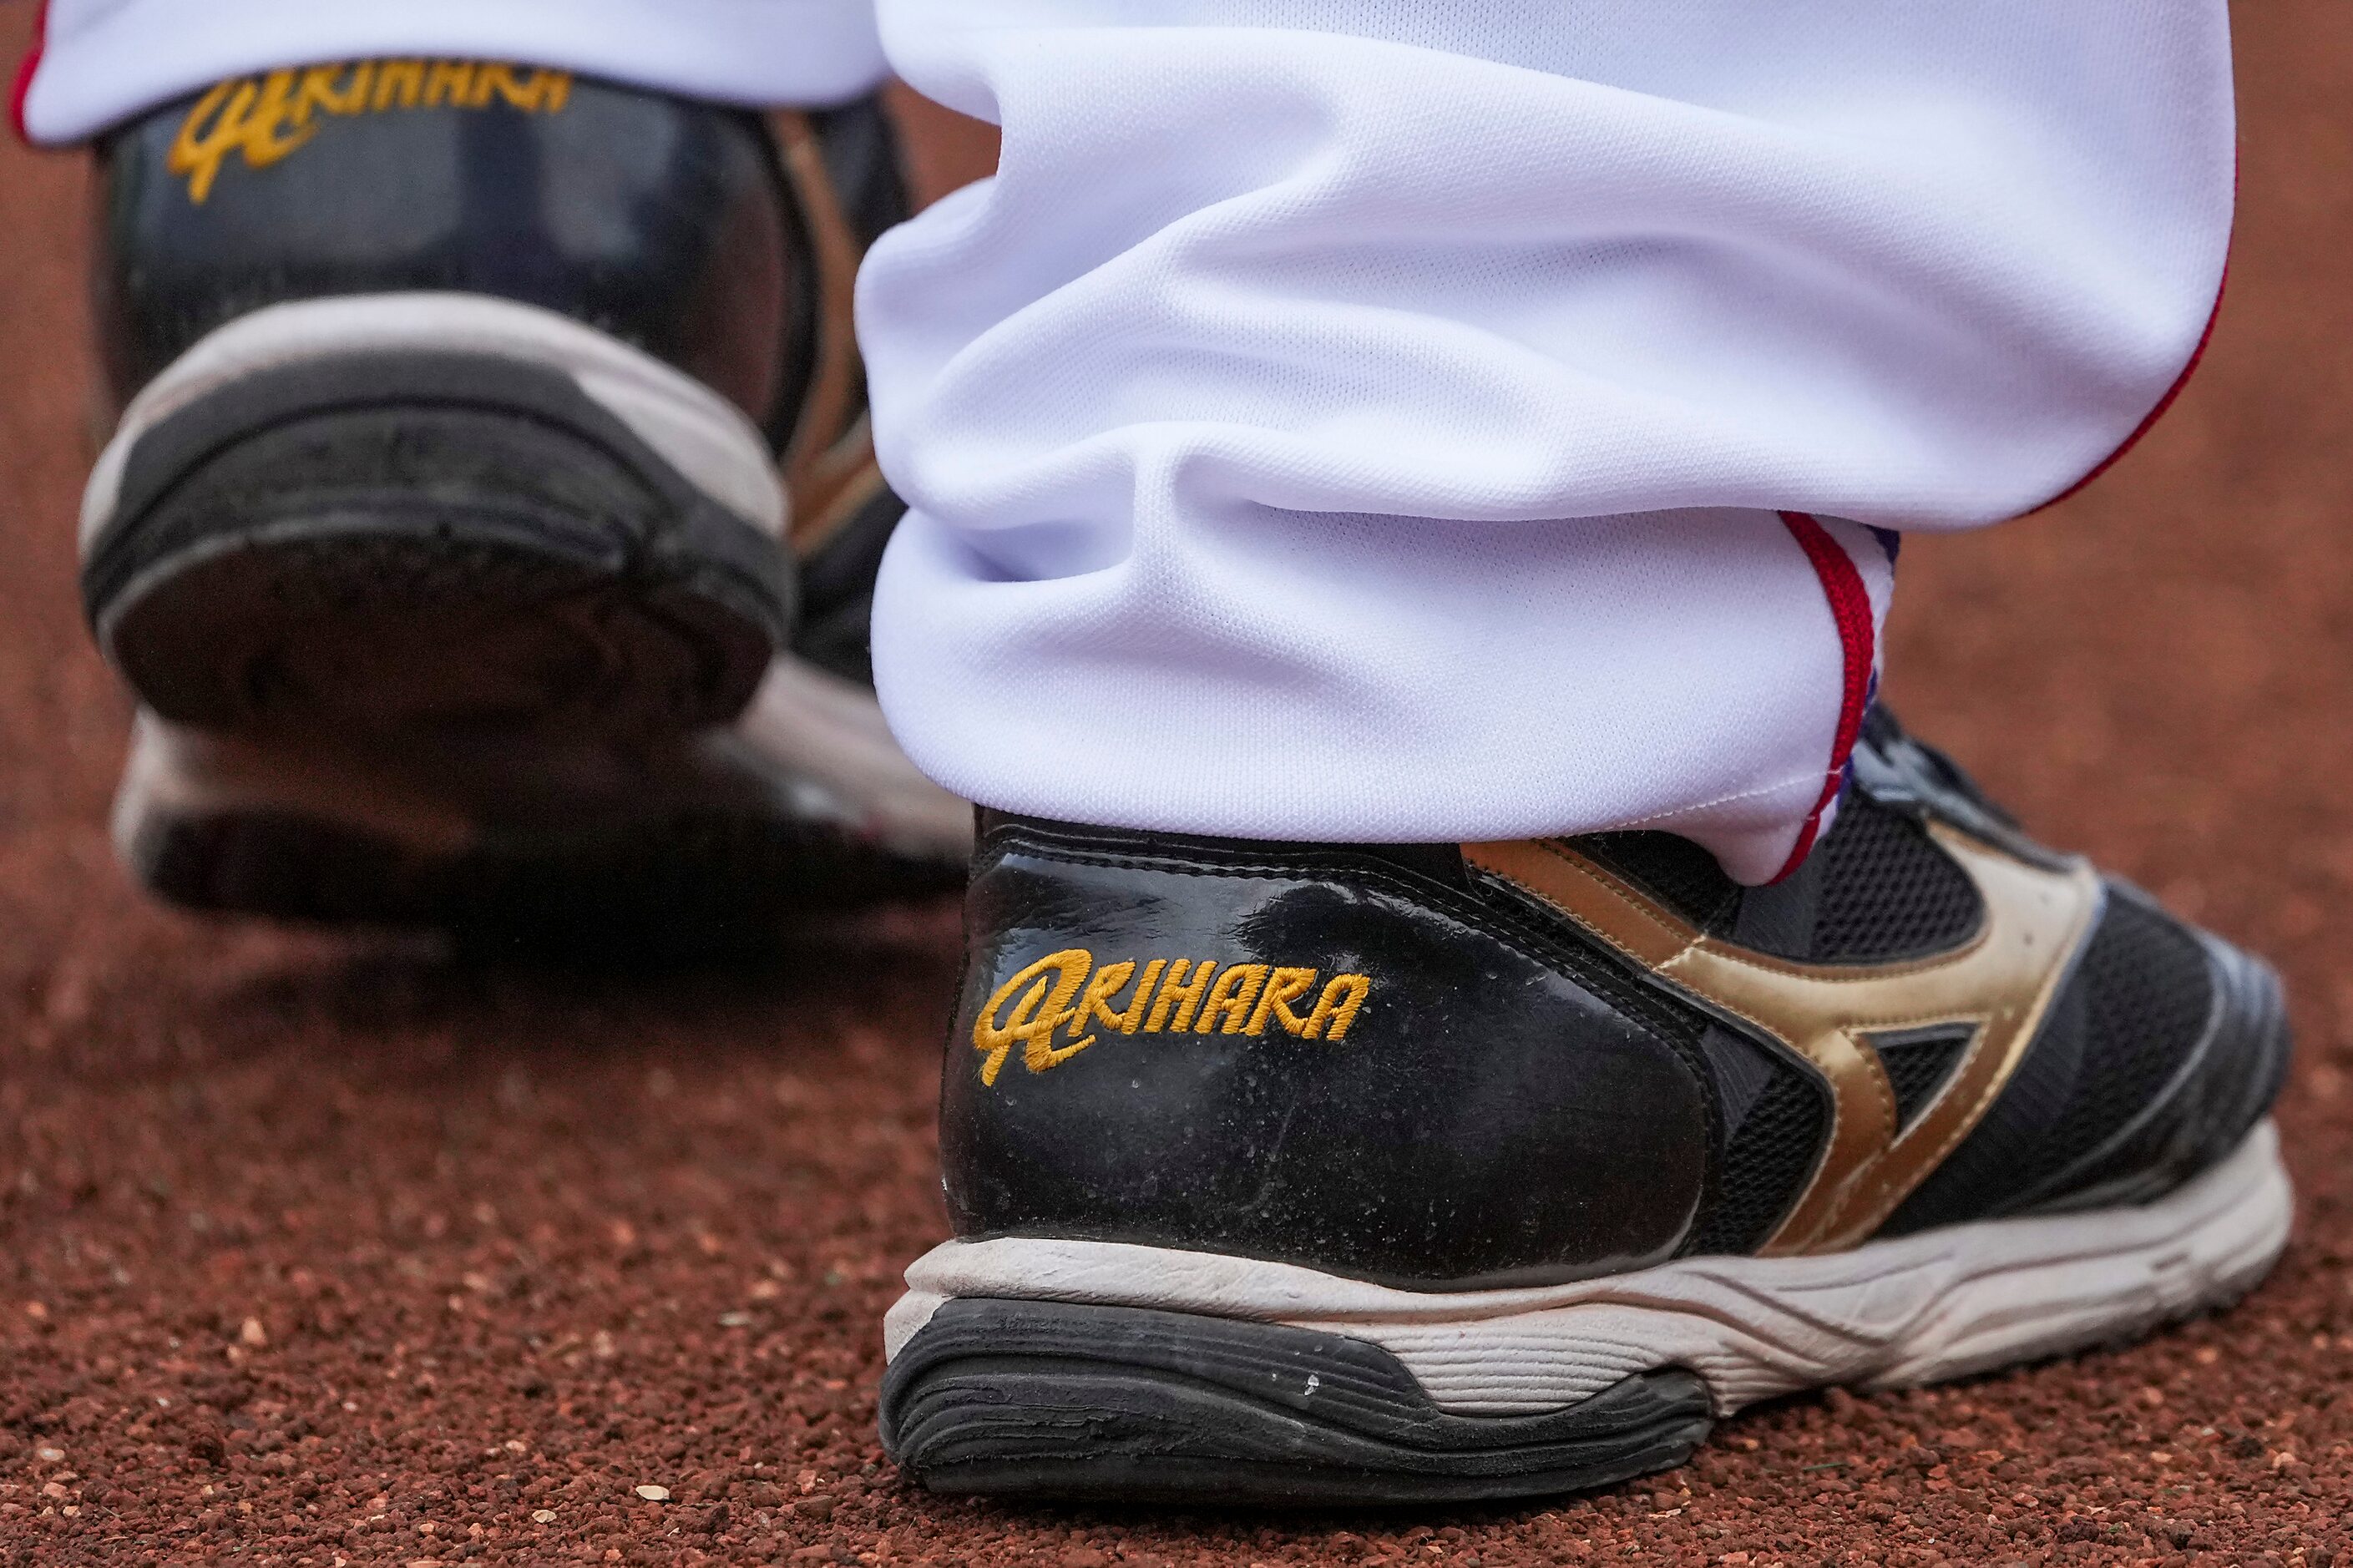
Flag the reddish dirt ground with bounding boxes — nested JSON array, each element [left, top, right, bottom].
[[5, 10, 2353, 1568]]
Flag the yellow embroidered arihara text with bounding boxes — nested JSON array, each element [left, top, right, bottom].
[[971, 951, 1373, 1086], [169, 62, 576, 204]]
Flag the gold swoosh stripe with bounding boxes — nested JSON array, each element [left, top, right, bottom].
[[1466, 823, 2102, 1255], [771, 110, 877, 559]]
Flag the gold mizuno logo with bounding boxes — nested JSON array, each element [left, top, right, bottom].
[[1468, 823, 2101, 1256], [972, 951, 1372, 1086], [169, 61, 576, 205]]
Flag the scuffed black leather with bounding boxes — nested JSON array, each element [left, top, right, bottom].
[[94, 73, 802, 430], [944, 706, 2288, 1281], [940, 819, 1714, 1290]]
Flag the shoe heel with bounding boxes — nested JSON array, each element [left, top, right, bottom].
[[878, 1295, 1713, 1505], [82, 302, 793, 743]]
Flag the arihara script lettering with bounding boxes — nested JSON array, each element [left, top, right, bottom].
[[972, 949, 1372, 1085], [170, 62, 575, 203]]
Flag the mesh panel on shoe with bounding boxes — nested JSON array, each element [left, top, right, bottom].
[[1575, 798, 1983, 963], [1807, 798, 1982, 961], [2042, 893, 2214, 1157], [1571, 831, 1739, 929], [1688, 1066, 1829, 1256], [1870, 1025, 1975, 1131], [1876, 886, 2222, 1237]]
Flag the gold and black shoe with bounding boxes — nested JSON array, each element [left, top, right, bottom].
[[78, 63, 966, 949], [878, 706, 2291, 1504]]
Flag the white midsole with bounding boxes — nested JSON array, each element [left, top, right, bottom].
[[723, 651, 975, 862], [886, 1120, 2290, 1418], [112, 655, 974, 867], [81, 291, 787, 549]]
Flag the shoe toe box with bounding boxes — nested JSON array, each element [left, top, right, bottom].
[[1880, 879, 2290, 1236]]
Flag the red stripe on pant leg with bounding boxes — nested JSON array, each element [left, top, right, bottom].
[[10, 0, 51, 143], [2029, 264, 2229, 516], [1774, 510, 1875, 882]]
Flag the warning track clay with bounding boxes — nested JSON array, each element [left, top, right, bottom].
[[8, 9, 2353, 1565]]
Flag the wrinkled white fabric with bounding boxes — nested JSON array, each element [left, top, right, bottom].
[[18, 1, 2234, 877], [17, 0, 888, 141], [858, 3, 2230, 876]]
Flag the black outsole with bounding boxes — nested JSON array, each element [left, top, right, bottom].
[[84, 350, 794, 742], [879, 1297, 1714, 1506], [126, 803, 965, 961]]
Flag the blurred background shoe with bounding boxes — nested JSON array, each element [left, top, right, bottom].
[[76, 62, 969, 953]]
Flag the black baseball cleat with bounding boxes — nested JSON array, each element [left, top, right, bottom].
[[79, 62, 967, 943], [878, 708, 2292, 1505]]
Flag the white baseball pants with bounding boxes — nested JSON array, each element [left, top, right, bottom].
[[19, 1, 2233, 880]]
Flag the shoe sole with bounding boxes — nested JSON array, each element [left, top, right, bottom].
[[81, 292, 792, 742], [112, 658, 973, 952], [879, 1120, 2290, 1505]]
